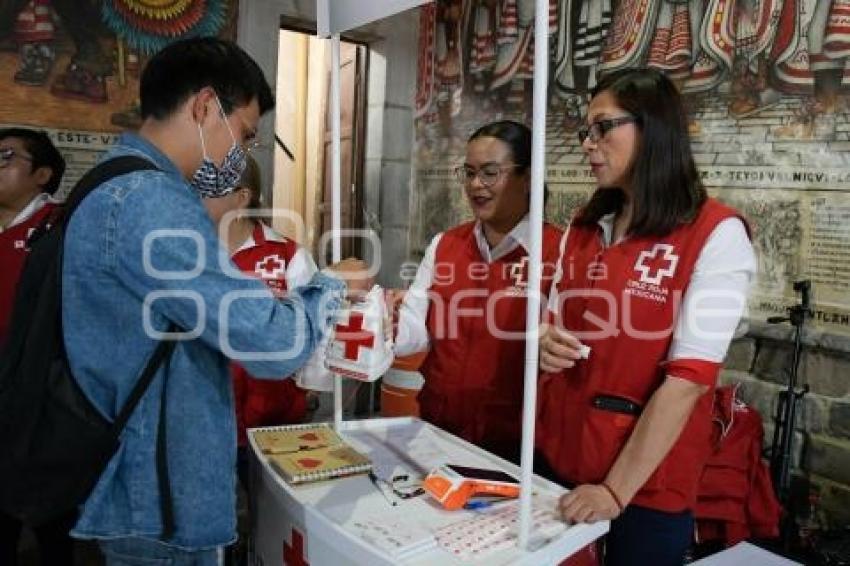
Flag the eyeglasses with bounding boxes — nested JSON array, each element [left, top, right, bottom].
[[381, 474, 425, 500], [577, 116, 639, 144], [0, 147, 33, 167], [227, 113, 261, 153], [215, 94, 261, 153], [453, 163, 521, 187]]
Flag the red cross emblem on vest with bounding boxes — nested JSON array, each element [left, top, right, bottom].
[[256, 254, 286, 279], [334, 312, 375, 360], [509, 257, 529, 288], [634, 244, 679, 285], [283, 527, 309, 566]]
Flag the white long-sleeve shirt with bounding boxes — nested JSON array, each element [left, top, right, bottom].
[[395, 215, 756, 363], [394, 215, 534, 356]]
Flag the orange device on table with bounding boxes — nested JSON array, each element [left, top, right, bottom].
[[423, 464, 520, 510]]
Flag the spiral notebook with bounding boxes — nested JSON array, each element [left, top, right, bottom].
[[254, 424, 372, 485], [253, 423, 343, 455]]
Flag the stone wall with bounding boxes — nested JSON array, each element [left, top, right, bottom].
[[721, 321, 850, 528]]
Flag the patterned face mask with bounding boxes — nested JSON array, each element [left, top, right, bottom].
[[190, 94, 247, 198]]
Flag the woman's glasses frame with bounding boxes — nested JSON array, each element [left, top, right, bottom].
[[453, 162, 522, 188], [577, 115, 639, 145]]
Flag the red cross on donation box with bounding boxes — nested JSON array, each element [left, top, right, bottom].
[[283, 527, 309, 566], [256, 254, 285, 278], [334, 312, 375, 360]]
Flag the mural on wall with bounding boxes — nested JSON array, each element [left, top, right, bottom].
[[0, 0, 237, 193], [412, 0, 850, 335]]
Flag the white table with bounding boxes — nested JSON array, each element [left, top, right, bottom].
[[248, 417, 608, 565]]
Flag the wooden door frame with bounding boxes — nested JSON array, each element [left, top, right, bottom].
[[277, 24, 370, 260]]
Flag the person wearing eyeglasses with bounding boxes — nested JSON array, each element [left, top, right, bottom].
[[0, 127, 71, 566], [57, 38, 371, 564], [0, 127, 65, 351], [536, 68, 756, 565], [392, 120, 564, 463]]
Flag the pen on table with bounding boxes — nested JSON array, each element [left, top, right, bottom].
[[368, 472, 397, 507], [464, 498, 514, 512]]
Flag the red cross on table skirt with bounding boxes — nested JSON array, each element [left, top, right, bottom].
[[283, 527, 309, 566], [334, 312, 375, 360]]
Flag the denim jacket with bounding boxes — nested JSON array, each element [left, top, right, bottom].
[[63, 133, 344, 549]]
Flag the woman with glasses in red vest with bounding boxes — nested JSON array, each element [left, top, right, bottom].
[[537, 68, 756, 565], [393, 120, 564, 463]]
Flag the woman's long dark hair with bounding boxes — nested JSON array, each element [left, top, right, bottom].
[[575, 68, 706, 236]]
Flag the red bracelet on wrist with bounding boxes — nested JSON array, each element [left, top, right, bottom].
[[600, 481, 624, 512]]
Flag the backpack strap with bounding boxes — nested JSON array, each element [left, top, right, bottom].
[[61, 155, 180, 539], [26, 156, 159, 247], [63, 155, 159, 222], [112, 327, 178, 540], [157, 352, 175, 539]]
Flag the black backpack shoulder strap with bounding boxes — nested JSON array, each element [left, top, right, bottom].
[[113, 325, 178, 540], [113, 330, 177, 432], [65, 154, 172, 434], [64, 155, 178, 536], [62, 155, 159, 226]]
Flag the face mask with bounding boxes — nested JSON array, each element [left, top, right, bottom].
[[190, 95, 248, 198]]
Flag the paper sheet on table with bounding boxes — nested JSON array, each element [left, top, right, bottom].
[[434, 494, 566, 560], [691, 542, 801, 566], [348, 511, 437, 560], [344, 421, 495, 481]]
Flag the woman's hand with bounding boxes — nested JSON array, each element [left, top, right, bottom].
[[539, 323, 586, 373], [558, 484, 622, 524], [384, 289, 406, 341], [385, 289, 407, 316]]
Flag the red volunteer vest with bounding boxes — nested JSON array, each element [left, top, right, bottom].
[[537, 198, 745, 512], [0, 202, 55, 349], [230, 223, 307, 445], [695, 385, 781, 545], [419, 221, 563, 461]]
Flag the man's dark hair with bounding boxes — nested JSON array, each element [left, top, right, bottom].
[[0, 128, 65, 195], [575, 67, 706, 236], [140, 37, 275, 120], [468, 120, 549, 204]]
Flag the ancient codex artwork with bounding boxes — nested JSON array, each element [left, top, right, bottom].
[[0, 0, 238, 194], [411, 0, 850, 335]]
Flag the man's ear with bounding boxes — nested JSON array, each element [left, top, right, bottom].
[[33, 166, 53, 191], [191, 87, 217, 125], [236, 187, 253, 208]]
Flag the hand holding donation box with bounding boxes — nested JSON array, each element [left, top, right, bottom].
[[324, 285, 394, 382]]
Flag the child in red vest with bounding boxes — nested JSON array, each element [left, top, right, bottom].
[[538, 69, 756, 565], [0, 127, 72, 566], [394, 120, 564, 463], [202, 156, 312, 480]]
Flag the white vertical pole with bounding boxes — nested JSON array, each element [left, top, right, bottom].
[[518, 0, 549, 550], [331, 33, 344, 431]]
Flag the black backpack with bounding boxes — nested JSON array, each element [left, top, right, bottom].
[[0, 156, 177, 538]]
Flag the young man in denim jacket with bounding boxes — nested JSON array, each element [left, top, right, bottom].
[[62, 37, 369, 564]]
